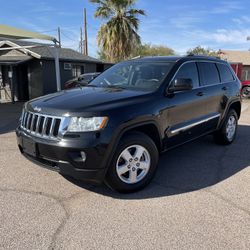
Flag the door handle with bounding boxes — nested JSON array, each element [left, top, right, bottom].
[[222, 86, 228, 91], [196, 91, 204, 96]]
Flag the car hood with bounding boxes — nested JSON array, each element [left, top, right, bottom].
[[26, 86, 152, 116]]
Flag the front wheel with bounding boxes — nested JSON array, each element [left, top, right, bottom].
[[214, 109, 238, 145], [105, 132, 159, 193], [242, 86, 250, 99]]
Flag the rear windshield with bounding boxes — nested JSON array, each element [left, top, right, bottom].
[[90, 61, 174, 91]]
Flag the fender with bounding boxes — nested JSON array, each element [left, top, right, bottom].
[[218, 99, 241, 129], [100, 120, 162, 172]]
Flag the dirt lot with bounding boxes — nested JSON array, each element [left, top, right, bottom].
[[0, 101, 249, 250]]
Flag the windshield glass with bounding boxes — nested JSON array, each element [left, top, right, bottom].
[[90, 61, 174, 91]]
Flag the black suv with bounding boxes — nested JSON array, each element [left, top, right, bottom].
[[16, 56, 241, 192]]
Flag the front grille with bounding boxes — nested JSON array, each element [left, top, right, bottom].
[[21, 110, 62, 140]]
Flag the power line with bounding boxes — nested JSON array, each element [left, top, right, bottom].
[[37, 29, 57, 34], [60, 30, 77, 41]]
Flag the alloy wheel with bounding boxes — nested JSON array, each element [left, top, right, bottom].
[[226, 115, 237, 141], [116, 145, 151, 184]]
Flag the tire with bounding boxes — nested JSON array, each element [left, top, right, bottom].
[[105, 131, 159, 193], [242, 86, 250, 99], [214, 109, 238, 145]]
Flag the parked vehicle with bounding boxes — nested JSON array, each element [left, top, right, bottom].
[[16, 56, 241, 193], [230, 63, 250, 98], [64, 72, 101, 89]]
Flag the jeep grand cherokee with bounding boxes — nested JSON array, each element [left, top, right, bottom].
[[16, 56, 241, 193]]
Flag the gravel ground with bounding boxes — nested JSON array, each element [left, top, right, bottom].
[[0, 100, 249, 250]]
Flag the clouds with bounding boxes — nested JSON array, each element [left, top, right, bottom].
[[2, 0, 250, 56], [211, 1, 243, 14], [138, 0, 250, 54]]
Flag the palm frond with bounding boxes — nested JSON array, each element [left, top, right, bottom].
[[90, 0, 144, 62]]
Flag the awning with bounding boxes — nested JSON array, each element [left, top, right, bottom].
[[0, 55, 32, 65], [0, 24, 57, 43]]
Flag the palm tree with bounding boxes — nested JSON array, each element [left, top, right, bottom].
[[90, 0, 145, 62]]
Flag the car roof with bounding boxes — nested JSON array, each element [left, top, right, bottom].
[[129, 55, 227, 64]]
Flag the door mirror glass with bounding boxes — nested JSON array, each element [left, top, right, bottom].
[[168, 78, 193, 93]]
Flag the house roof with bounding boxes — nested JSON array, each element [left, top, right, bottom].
[[219, 50, 250, 65], [0, 24, 56, 43], [0, 55, 32, 65], [0, 38, 103, 63]]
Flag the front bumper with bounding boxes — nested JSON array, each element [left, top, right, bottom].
[[16, 127, 110, 184]]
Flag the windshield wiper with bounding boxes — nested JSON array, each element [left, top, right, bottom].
[[105, 85, 127, 89], [86, 84, 99, 87]]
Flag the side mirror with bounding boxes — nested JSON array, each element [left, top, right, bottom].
[[168, 78, 193, 93]]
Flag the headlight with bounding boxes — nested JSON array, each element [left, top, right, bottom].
[[67, 117, 108, 132]]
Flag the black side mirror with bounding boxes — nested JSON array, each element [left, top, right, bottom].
[[168, 78, 193, 93]]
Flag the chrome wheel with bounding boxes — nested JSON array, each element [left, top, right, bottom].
[[116, 145, 151, 184], [242, 86, 250, 98], [226, 115, 236, 141]]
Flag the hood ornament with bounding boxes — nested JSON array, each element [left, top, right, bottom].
[[34, 106, 42, 112]]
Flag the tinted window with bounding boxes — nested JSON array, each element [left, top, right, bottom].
[[198, 62, 220, 86], [174, 62, 199, 88], [217, 64, 234, 82]]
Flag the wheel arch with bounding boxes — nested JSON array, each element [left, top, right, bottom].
[[229, 101, 241, 119], [120, 123, 162, 152]]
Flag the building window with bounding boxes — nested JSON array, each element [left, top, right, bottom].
[[72, 65, 84, 77], [242, 69, 250, 81], [64, 63, 72, 70]]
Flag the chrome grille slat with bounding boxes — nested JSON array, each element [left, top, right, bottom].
[[26, 113, 31, 129], [21, 110, 63, 141], [42, 117, 48, 135], [30, 114, 35, 131], [22, 112, 27, 127], [49, 118, 56, 136], [23, 112, 28, 127], [35, 116, 41, 133]]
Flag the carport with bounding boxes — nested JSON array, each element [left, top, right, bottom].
[[0, 24, 61, 103]]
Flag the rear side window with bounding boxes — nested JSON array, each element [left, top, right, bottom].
[[174, 62, 199, 88], [197, 62, 220, 86], [217, 63, 235, 82]]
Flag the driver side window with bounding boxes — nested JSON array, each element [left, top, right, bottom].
[[174, 62, 199, 89]]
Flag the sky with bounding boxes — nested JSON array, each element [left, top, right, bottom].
[[1, 0, 250, 57]]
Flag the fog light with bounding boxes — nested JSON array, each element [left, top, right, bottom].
[[80, 151, 86, 162]]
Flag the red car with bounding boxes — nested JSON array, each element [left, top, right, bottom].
[[230, 63, 250, 98], [241, 81, 250, 98]]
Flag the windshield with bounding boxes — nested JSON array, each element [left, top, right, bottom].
[[90, 61, 174, 91]]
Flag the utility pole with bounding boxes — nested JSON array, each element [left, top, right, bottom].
[[57, 27, 61, 48], [83, 8, 88, 55], [80, 27, 83, 54]]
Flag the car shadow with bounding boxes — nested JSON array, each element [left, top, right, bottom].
[[65, 124, 250, 199], [0, 102, 23, 135]]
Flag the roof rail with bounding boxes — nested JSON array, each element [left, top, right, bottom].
[[187, 54, 221, 59], [131, 55, 142, 60]]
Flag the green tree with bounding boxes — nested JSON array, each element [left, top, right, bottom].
[[134, 43, 175, 57], [90, 0, 145, 62], [187, 46, 218, 56], [97, 49, 107, 61]]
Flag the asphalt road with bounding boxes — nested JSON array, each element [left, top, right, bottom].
[[0, 101, 249, 250]]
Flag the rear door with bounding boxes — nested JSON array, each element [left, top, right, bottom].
[[165, 61, 211, 148], [196, 62, 226, 131]]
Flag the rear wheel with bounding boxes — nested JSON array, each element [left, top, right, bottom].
[[214, 109, 238, 145], [242, 86, 250, 99], [105, 132, 159, 193]]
